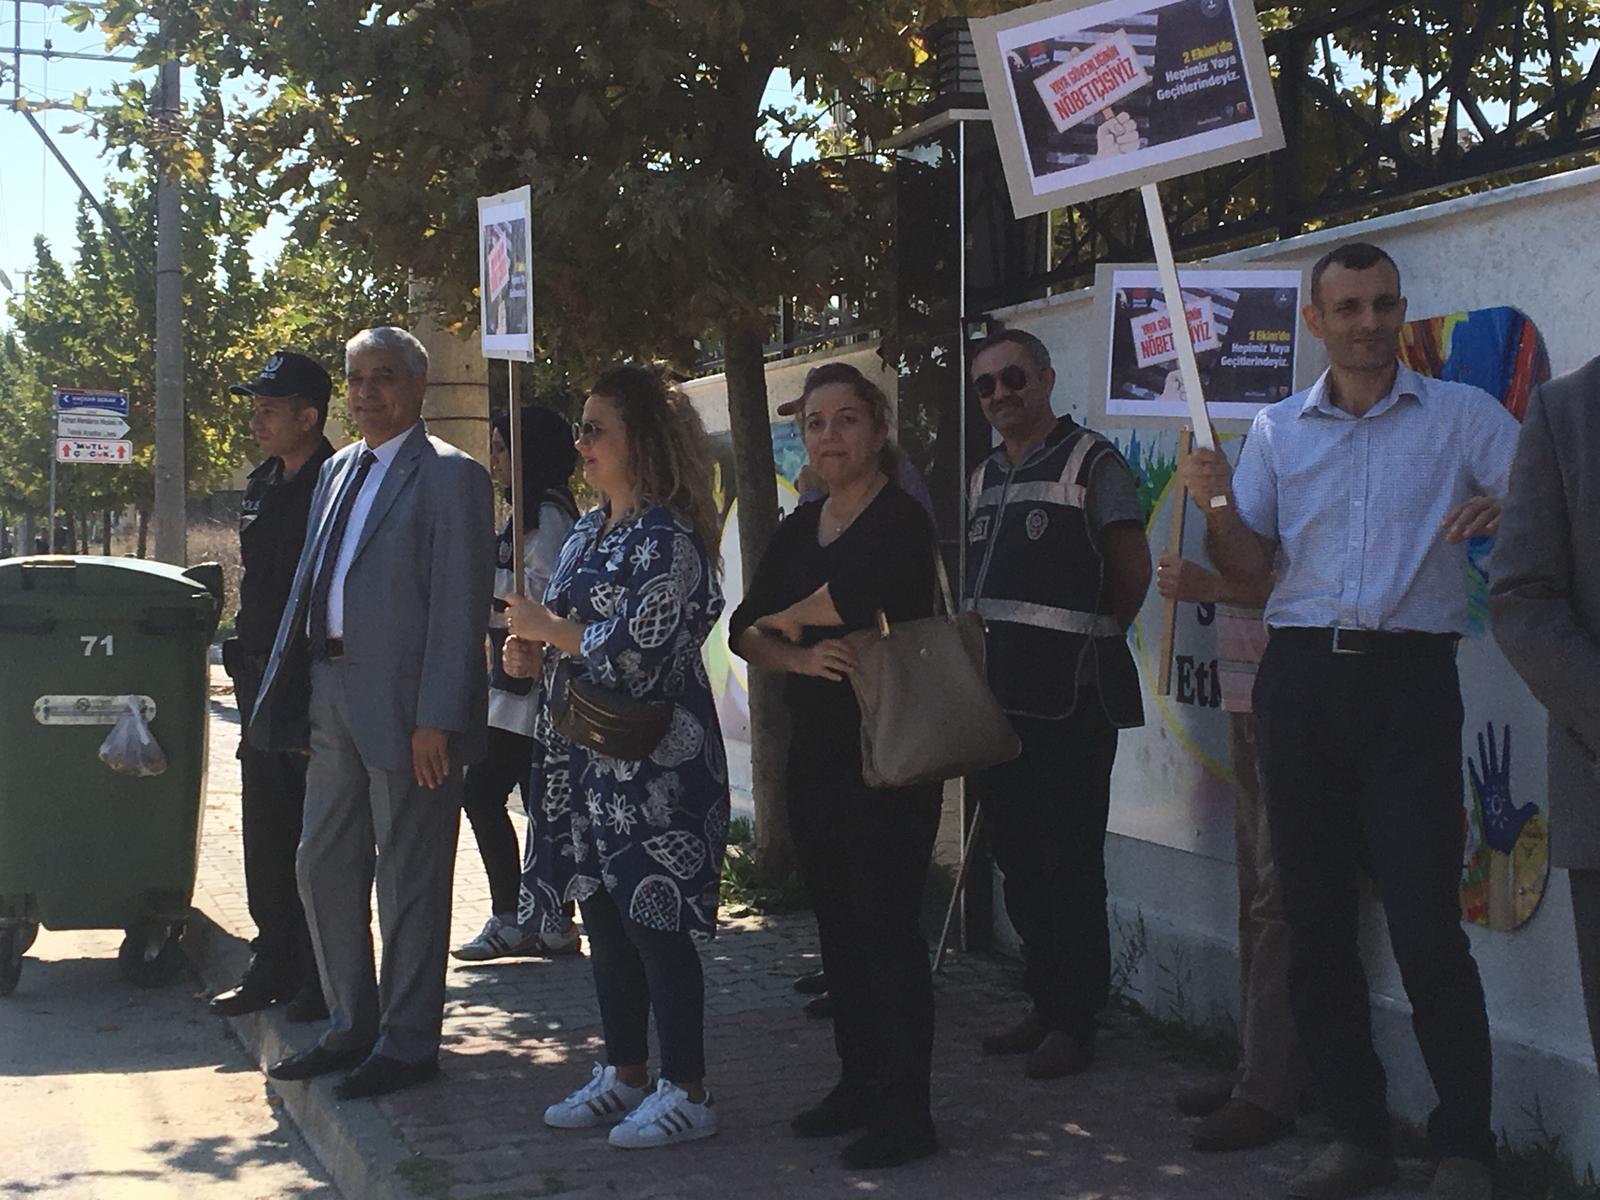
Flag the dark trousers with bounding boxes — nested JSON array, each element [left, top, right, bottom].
[[788, 754, 941, 1134], [460, 726, 535, 917], [1568, 868, 1600, 1076], [979, 702, 1118, 1042], [580, 884, 706, 1084], [1254, 633, 1493, 1164], [235, 660, 316, 992]]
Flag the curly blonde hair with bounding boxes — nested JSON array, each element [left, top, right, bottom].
[[591, 365, 722, 572]]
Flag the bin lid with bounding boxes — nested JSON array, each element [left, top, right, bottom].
[[0, 556, 219, 611]]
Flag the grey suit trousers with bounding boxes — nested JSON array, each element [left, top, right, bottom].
[[298, 660, 462, 1064], [1569, 868, 1600, 1075]]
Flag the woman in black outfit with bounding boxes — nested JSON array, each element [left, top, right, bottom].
[[730, 362, 941, 1170], [452, 405, 580, 961]]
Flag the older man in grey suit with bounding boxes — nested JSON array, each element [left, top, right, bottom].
[[1491, 355, 1600, 1078], [251, 326, 494, 1100]]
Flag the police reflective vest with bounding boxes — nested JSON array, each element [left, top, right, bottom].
[[964, 417, 1143, 726]]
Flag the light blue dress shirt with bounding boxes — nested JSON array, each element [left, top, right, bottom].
[[1232, 363, 1518, 635]]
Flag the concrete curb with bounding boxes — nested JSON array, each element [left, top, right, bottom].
[[183, 907, 411, 1200]]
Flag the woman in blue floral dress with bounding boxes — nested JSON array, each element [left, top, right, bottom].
[[504, 365, 729, 1151]]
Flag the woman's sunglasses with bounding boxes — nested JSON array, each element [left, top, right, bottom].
[[572, 420, 605, 444], [972, 364, 1030, 399]]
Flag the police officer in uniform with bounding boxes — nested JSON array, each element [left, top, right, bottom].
[[965, 328, 1152, 1080], [210, 351, 336, 1020]]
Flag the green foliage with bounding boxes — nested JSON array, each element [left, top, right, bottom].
[[4, 149, 408, 531], [68, 0, 991, 369]]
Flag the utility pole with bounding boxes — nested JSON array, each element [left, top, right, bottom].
[[152, 12, 184, 564]]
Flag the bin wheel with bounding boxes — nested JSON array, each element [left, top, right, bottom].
[[117, 923, 185, 988], [0, 927, 22, 997], [20, 922, 38, 954]]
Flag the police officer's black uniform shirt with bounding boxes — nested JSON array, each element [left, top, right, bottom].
[[237, 438, 334, 657]]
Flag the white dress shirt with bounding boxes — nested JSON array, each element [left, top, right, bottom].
[[1233, 363, 1518, 635], [315, 426, 416, 640]]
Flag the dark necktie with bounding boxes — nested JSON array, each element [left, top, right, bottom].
[[307, 449, 378, 660]]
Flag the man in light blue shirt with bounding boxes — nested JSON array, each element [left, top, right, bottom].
[[1182, 242, 1515, 1200]]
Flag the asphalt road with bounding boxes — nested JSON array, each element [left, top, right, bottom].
[[0, 928, 335, 1200]]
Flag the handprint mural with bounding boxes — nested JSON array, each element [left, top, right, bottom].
[[1459, 720, 1548, 929], [1399, 307, 1552, 931]]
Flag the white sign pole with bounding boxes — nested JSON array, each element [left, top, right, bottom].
[[1140, 181, 1227, 506], [47, 401, 58, 552]]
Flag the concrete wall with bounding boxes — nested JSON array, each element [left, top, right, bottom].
[[680, 341, 896, 433], [989, 163, 1600, 1170]]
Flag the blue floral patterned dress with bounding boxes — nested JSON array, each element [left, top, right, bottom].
[[518, 503, 730, 940]]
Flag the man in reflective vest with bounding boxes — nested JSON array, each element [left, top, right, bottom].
[[965, 328, 1152, 1079]]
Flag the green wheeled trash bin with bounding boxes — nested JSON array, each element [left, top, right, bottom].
[[0, 556, 221, 995]]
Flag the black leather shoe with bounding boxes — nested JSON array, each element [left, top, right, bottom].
[[267, 1042, 373, 1082], [804, 994, 834, 1020], [792, 970, 829, 996], [208, 979, 291, 1017], [792, 1083, 869, 1138], [284, 984, 329, 1024], [840, 1127, 939, 1169], [333, 1054, 439, 1101]]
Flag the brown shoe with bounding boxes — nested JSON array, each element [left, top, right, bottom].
[[1428, 1157, 1493, 1200], [1288, 1142, 1399, 1199], [1023, 1031, 1094, 1079], [1190, 1098, 1294, 1152], [981, 1011, 1046, 1056], [1175, 1076, 1236, 1117]]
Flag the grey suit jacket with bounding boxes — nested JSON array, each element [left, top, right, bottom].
[[1490, 357, 1600, 869], [249, 422, 496, 772]]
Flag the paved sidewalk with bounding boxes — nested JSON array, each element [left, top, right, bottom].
[[191, 669, 1437, 1200]]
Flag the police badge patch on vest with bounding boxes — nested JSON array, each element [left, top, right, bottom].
[[1025, 508, 1049, 540]]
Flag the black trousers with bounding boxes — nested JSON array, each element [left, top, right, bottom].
[[788, 751, 941, 1135], [1254, 633, 1493, 1164], [978, 701, 1118, 1042], [460, 726, 535, 917], [580, 884, 706, 1083], [234, 659, 316, 992], [1568, 868, 1600, 1077]]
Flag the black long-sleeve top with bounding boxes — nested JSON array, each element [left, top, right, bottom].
[[730, 483, 938, 753]]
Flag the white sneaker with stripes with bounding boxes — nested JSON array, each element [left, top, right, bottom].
[[543, 1064, 650, 1129], [608, 1080, 718, 1149]]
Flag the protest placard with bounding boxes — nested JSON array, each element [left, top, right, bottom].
[[1033, 30, 1150, 133], [1130, 294, 1220, 367], [1090, 264, 1303, 428], [477, 185, 534, 360], [972, 0, 1282, 217]]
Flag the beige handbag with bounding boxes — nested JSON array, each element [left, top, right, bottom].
[[848, 547, 1021, 789]]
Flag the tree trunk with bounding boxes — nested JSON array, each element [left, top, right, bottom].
[[136, 505, 150, 559], [101, 509, 113, 555], [720, 316, 793, 880]]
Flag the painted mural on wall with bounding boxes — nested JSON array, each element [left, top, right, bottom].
[[701, 423, 806, 744], [1111, 305, 1552, 931]]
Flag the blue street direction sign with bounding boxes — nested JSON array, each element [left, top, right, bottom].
[[54, 388, 129, 416]]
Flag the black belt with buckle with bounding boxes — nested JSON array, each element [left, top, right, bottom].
[[1276, 626, 1458, 659], [323, 637, 345, 660]]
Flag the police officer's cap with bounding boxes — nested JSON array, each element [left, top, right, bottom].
[[230, 350, 333, 416]]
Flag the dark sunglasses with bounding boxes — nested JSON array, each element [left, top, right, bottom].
[[972, 364, 1030, 399], [572, 420, 605, 444]]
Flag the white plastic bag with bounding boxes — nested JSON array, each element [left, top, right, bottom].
[[99, 701, 168, 777]]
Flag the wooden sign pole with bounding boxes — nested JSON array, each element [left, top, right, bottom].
[[1157, 427, 1195, 696], [508, 362, 526, 596]]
